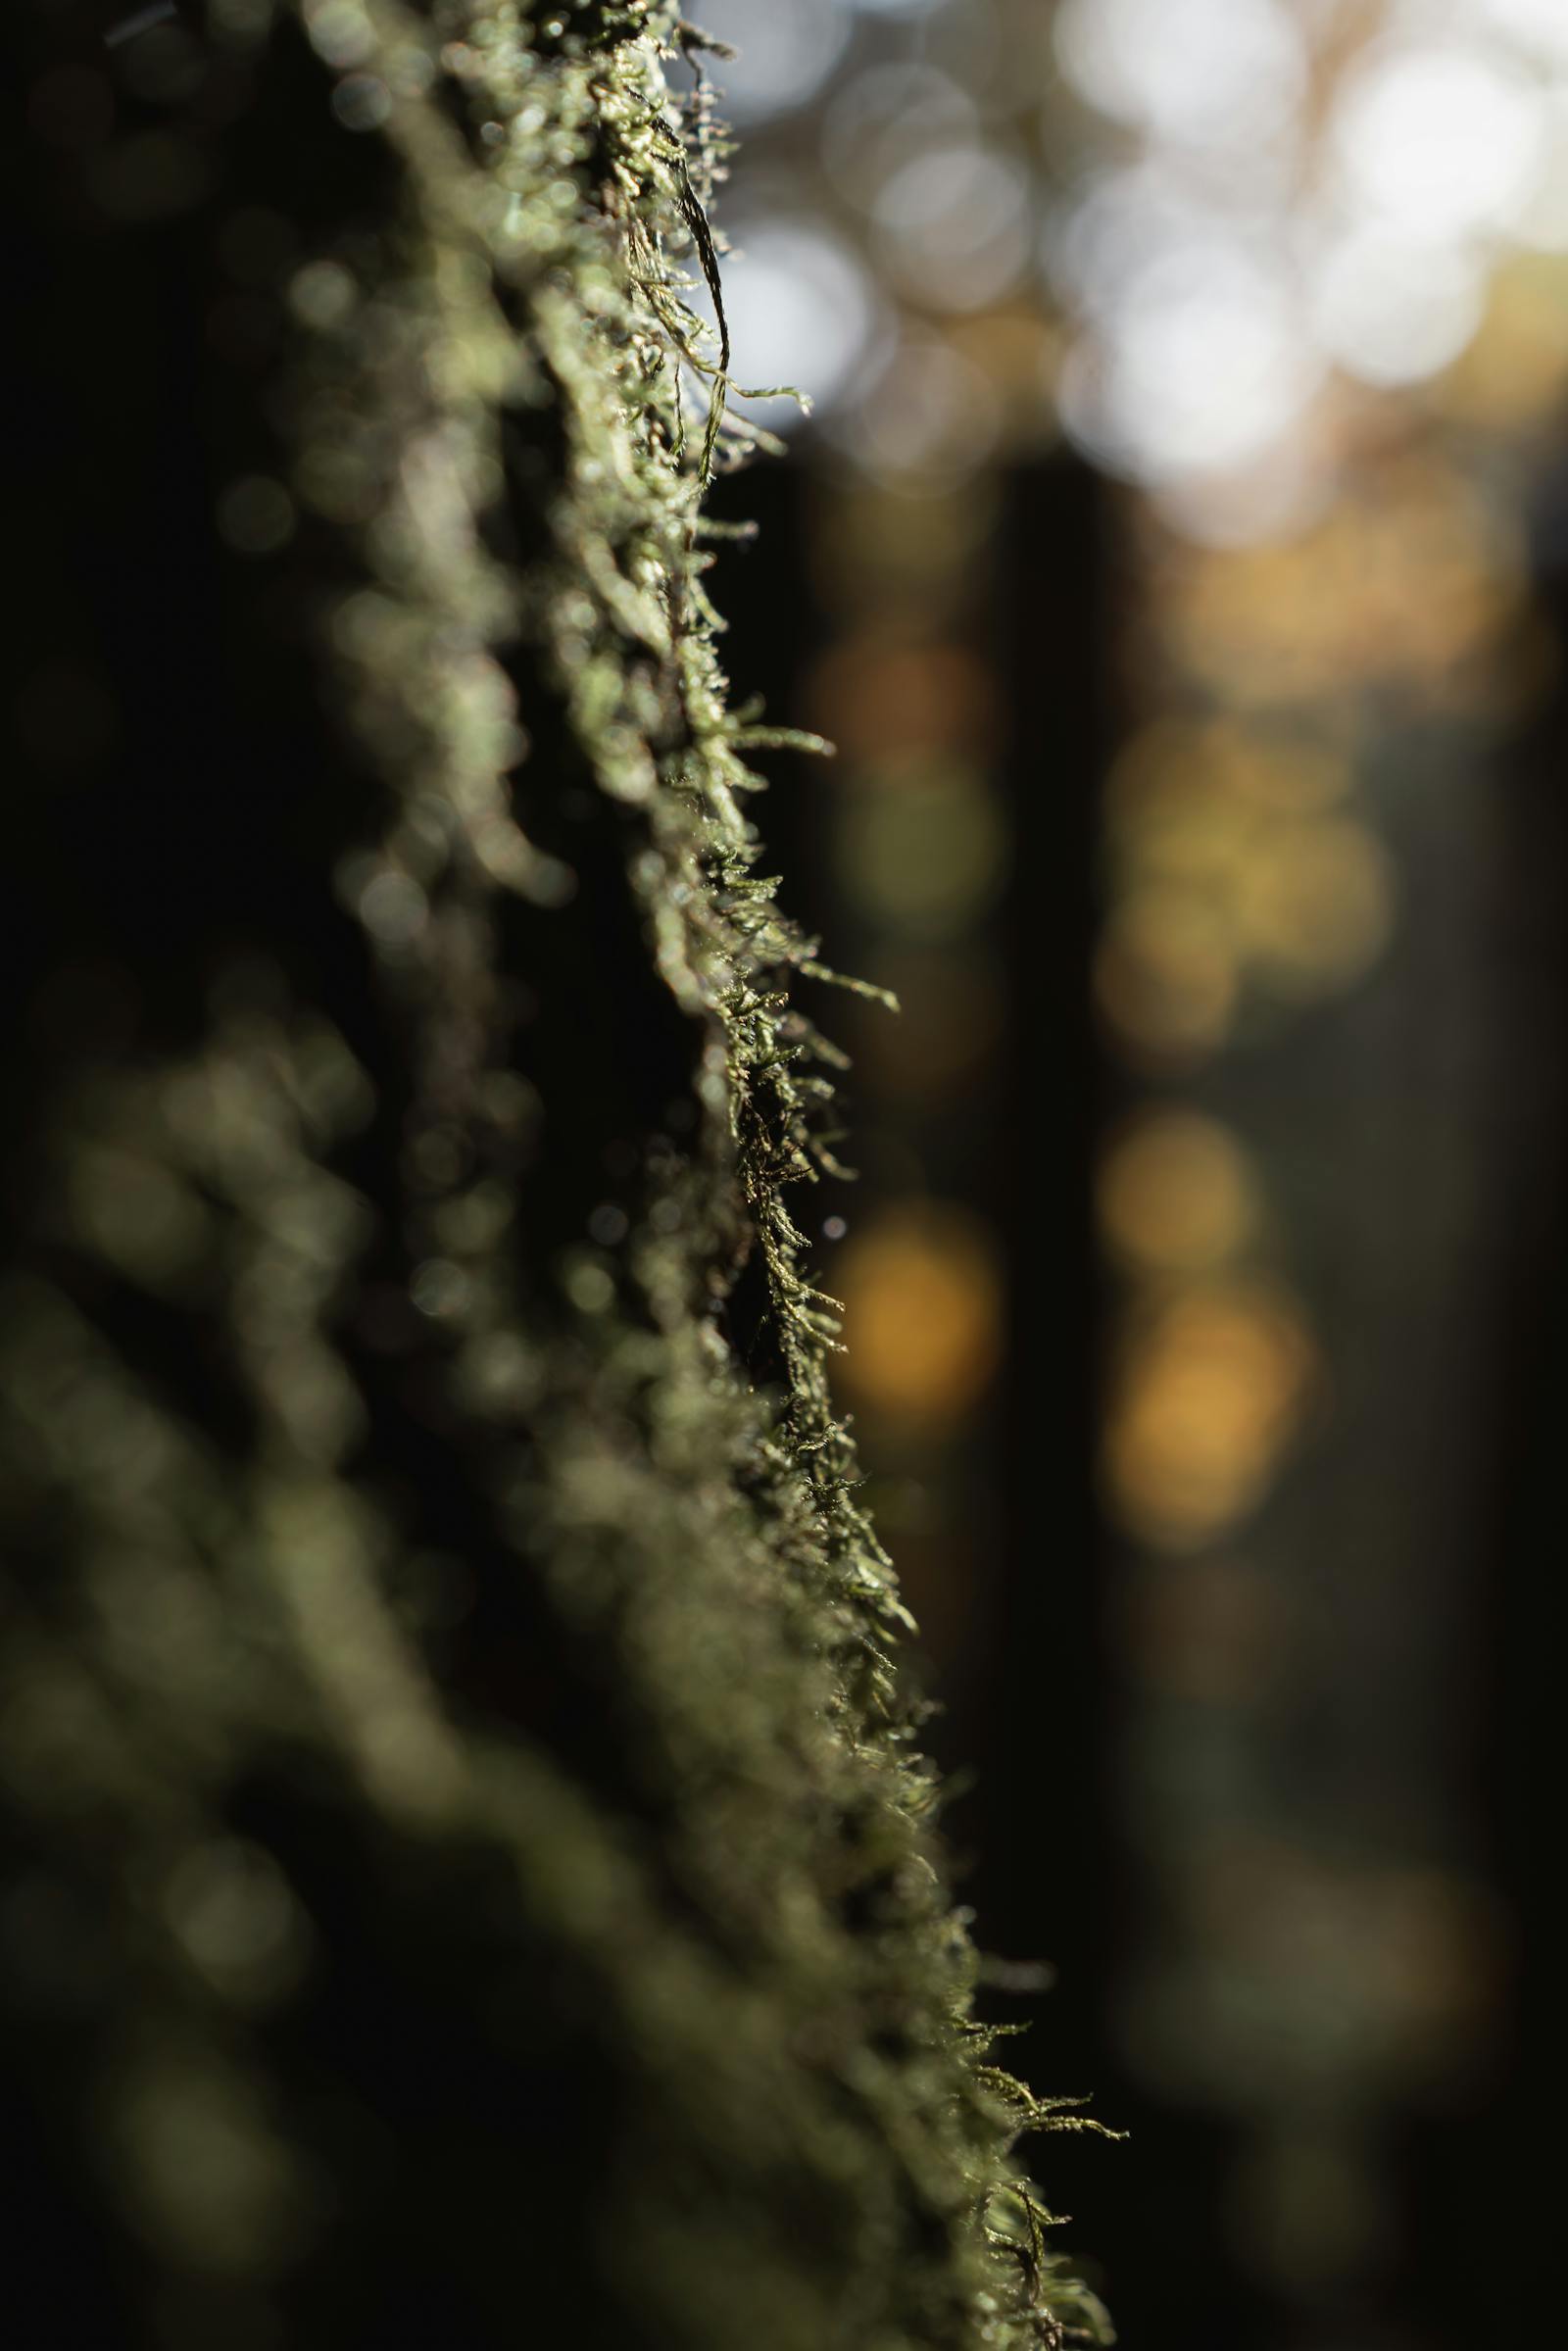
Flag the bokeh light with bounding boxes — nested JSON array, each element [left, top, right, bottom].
[[1329, 39, 1544, 242], [1054, 0, 1308, 154], [871, 142, 1034, 312], [1099, 1112, 1258, 1276], [690, 213, 886, 435], [835, 1203, 1002, 1429], [1051, 0, 1568, 535], [687, 0, 853, 123], [1104, 1281, 1315, 1549]]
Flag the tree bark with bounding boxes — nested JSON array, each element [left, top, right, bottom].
[[2, 8, 1102, 2345]]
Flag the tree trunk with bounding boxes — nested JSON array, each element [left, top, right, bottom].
[[3, 7, 1102, 2346]]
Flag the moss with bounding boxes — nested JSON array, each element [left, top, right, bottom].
[[0, 4, 1112, 2345]]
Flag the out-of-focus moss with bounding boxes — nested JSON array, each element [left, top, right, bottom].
[[1, 5, 1110, 2346]]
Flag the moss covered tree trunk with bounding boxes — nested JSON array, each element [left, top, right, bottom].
[[3, 6, 1106, 2345]]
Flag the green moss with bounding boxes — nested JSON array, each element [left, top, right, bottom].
[[0, 4, 1112, 2344]]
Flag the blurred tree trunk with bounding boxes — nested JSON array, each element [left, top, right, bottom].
[[2, 7, 1103, 2348]]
